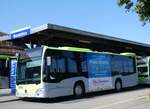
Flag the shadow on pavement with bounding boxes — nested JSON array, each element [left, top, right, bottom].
[[21, 84, 150, 103]]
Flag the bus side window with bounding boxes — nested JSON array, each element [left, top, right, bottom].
[[123, 58, 129, 73], [44, 50, 66, 82], [128, 58, 134, 73], [63, 51, 77, 73], [46, 52, 66, 73], [57, 56, 66, 73], [111, 55, 122, 76], [80, 53, 87, 73], [122, 57, 135, 75]]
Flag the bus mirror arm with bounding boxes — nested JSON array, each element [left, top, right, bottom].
[[16, 53, 20, 61]]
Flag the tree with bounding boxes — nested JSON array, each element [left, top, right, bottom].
[[118, 0, 150, 25]]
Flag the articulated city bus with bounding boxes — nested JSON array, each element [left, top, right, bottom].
[[136, 56, 150, 84], [16, 46, 138, 98]]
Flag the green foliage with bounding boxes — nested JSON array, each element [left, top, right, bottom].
[[118, 0, 150, 25]]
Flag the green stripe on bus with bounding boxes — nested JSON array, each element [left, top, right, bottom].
[[139, 77, 148, 81], [0, 55, 15, 59]]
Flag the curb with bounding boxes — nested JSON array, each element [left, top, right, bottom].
[[0, 89, 13, 97], [0, 94, 12, 97], [0, 96, 20, 103]]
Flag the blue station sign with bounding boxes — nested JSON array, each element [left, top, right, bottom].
[[10, 27, 31, 39], [10, 59, 17, 95]]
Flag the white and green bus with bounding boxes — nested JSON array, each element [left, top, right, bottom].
[[136, 56, 150, 84], [16, 46, 138, 98]]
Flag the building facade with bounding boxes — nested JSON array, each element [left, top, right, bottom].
[[0, 32, 23, 89]]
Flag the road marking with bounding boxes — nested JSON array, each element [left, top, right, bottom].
[[92, 95, 148, 109]]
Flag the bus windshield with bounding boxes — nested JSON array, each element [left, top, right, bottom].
[[138, 66, 148, 74], [17, 47, 43, 85]]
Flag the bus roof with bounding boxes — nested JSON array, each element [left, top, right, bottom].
[[44, 46, 134, 57], [46, 46, 93, 52], [120, 52, 136, 56]]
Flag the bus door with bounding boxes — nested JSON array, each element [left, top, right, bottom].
[[44, 51, 71, 97]]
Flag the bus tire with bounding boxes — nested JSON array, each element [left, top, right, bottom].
[[115, 79, 122, 91], [73, 82, 85, 98]]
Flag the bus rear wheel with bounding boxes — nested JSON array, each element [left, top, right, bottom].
[[73, 82, 85, 98], [115, 80, 122, 91]]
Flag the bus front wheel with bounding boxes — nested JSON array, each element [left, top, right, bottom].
[[115, 80, 122, 91], [73, 82, 85, 98]]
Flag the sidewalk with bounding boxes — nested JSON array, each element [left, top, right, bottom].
[[0, 95, 19, 103], [0, 89, 11, 96], [0, 89, 19, 103]]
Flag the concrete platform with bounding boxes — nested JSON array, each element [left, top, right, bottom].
[[0, 89, 11, 96], [0, 89, 19, 103]]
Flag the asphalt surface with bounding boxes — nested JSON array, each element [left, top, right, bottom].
[[0, 85, 150, 109]]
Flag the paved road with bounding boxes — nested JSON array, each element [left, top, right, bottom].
[[1, 86, 150, 109]]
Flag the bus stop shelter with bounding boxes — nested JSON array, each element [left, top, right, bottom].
[[3, 23, 150, 56]]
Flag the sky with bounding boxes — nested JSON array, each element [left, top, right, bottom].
[[1, 0, 150, 44]]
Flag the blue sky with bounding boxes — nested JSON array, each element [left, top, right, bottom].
[[1, 0, 150, 44]]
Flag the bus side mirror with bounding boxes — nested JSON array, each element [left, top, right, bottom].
[[15, 52, 20, 61], [46, 56, 51, 66]]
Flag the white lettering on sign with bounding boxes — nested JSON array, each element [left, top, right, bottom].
[[13, 31, 28, 38]]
